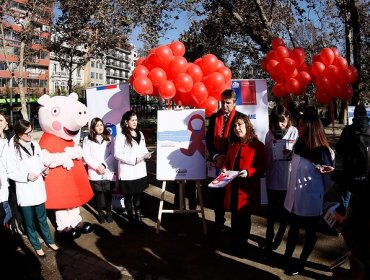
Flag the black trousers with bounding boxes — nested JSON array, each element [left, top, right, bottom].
[[211, 187, 226, 226], [265, 189, 288, 245], [284, 212, 319, 264]]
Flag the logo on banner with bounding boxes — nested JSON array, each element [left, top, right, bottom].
[[233, 80, 257, 105], [106, 123, 117, 137], [180, 114, 205, 158]]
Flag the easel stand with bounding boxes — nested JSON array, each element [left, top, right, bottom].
[[156, 180, 207, 235]]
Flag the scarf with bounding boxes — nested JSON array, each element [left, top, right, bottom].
[[213, 108, 236, 155]]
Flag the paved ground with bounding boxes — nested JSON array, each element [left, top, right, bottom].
[[5, 125, 349, 280]]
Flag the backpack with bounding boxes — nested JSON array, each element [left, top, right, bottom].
[[336, 131, 370, 193]]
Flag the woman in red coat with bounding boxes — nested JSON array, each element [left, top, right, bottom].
[[221, 114, 267, 255]]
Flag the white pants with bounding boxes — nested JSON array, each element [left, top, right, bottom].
[[55, 207, 82, 231]]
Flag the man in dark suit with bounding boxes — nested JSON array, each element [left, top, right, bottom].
[[206, 89, 244, 235]]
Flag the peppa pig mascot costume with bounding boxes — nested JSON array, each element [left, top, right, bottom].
[[38, 92, 93, 240]]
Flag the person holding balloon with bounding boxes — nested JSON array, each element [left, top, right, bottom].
[[206, 89, 244, 235]]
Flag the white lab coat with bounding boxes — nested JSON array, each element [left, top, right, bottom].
[[114, 132, 148, 181], [7, 140, 47, 207]]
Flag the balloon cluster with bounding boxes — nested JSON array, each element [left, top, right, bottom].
[[310, 48, 358, 104], [262, 38, 359, 104], [130, 41, 232, 116], [261, 38, 311, 97]]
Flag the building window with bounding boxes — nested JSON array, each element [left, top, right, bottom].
[[91, 61, 95, 68], [0, 61, 7, 70], [95, 73, 99, 79], [91, 72, 95, 79], [99, 73, 103, 80]]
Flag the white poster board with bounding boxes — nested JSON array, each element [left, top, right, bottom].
[[232, 79, 269, 204], [156, 109, 206, 180], [86, 83, 130, 136]]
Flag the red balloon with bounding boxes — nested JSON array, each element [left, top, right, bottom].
[[133, 76, 153, 95], [204, 72, 225, 93], [296, 71, 311, 86], [333, 57, 348, 69], [203, 96, 218, 117], [267, 59, 279, 74], [312, 54, 322, 63], [299, 63, 309, 72], [175, 73, 193, 93], [133, 65, 149, 78], [331, 47, 340, 58], [135, 57, 145, 66], [341, 86, 354, 101], [310, 62, 326, 76], [144, 53, 160, 70], [348, 66, 358, 84], [266, 50, 276, 61], [216, 66, 232, 81], [324, 65, 339, 82], [270, 63, 285, 83], [272, 38, 285, 50], [290, 48, 305, 67], [261, 59, 268, 72], [338, 67, 354, 86], [282, 58, 296, 77], [201, 54, 219, 75], [315, 90, 332, 104], [275, 46, 290, 61], [215, 60, 224, 70], [129, 75, 134, 86], [186, 63, 203, 83], [225, 79, 232, 88], [155, 45, 174, 68], [315, 75, 331, 92], [158, 80, 176, 99], [169, 41, 186, 56], [320, 48, 335, 66], [148, 48, 157, 55], [272, 83, 287, 97], [148, 68, 167, 88], [285, 78, 300, 94], [191, 82, 208, 105], [167, 56, 188, 79], [330, 83, 344, 98]]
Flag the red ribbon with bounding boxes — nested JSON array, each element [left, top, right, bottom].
[[180, 114, 205, 158]]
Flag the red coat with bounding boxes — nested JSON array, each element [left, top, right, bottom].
[[222, 138, 267, 213], [39, 133, 93, 209]]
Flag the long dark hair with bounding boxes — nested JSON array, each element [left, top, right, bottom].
[[269, 105, 292, 132], [296, 109, 330, 152], [120, 110, 137, 147], [88, 117, 111, 142], [13, 119, 32, 159]]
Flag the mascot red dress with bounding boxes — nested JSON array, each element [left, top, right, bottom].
[[38, 93, 93, 240]]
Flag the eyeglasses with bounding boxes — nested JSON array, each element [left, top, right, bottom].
[[23, 129, 33, 137]]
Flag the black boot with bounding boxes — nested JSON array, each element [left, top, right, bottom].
[[106, 210, 113, 223], [97, 212, 105, 224], [127, 212, 134, 224]]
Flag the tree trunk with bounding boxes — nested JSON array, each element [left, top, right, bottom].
[[68, 56, 73, 94], [19, 41, 29, 121]]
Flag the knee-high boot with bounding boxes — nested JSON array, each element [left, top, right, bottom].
[[133, 193, 142, 223], [124, 195, 134, 224]]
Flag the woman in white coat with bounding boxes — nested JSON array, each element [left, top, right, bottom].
[[283, 109, 334, 276], [83, 117, 116, 224], [7, 120, 60, 257], [115, 111, 151, 225]]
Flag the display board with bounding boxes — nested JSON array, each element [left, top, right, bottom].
[[156, 109, 206, 180], [86, 83, 130, 136]]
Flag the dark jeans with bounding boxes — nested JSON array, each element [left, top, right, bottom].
[[265, 189, 288, 246]]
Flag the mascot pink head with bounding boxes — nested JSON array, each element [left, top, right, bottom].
[[38, 92, 88, 140]]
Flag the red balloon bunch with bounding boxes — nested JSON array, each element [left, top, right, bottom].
[[130, 41, 232, 116], [310, 47, 358, 104], [262, 38, 311, 97]]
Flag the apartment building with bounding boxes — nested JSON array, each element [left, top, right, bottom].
[[0, 0, 53, 96]]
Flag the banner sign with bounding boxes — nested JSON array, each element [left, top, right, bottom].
[[86, 83, 130, 136], [157, 109, 206, 180], [232, 79, 269, 204]]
